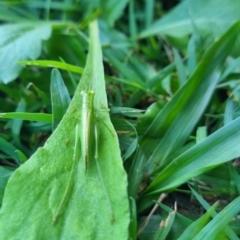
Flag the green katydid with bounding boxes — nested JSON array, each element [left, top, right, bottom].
[[53, 90, 115, 223], [81, 90, 115, 222], [81, 90, 95, 171]]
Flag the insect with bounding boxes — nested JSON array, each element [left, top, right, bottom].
[[81, 90, 95, 171], [81, 90, 115, 222], [52, 90, 115, 224]]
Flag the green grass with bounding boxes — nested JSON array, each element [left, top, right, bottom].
[[1, 0, 240, 239]]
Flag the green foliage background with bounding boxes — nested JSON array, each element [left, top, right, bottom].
[[0, 0, 240, 239]]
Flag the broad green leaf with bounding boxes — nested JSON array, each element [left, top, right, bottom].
[[139, 0, 240, 39], [0, 22, 51, 83], [0, 21, 129, 239], [141, 21, 240, 173]]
